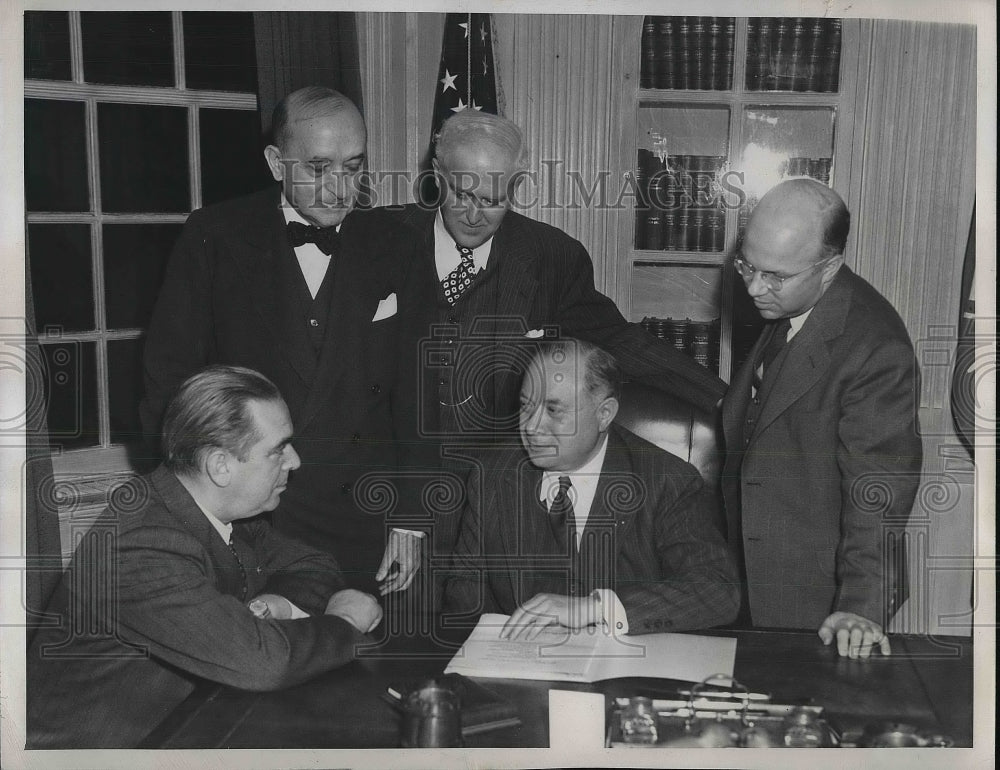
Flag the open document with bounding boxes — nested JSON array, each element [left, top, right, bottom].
[[444, 614, 736, 683]]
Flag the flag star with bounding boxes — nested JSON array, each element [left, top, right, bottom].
[[458, 22, 469, 38], [482, 54, 489, 75], [470, 99, 483, 111], [451, 98, 467, 113], [480, 24, 487, 42], [440, 69, 457, 92]]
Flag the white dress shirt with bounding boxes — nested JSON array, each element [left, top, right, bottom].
[[537, 435, 631, 634], [280, 195, 335, 299], [433, 210, 493, 280]]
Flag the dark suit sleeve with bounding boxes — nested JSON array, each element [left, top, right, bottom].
[[115, 522, 363, 692], [617, 475, 740, 633], [552, 239, 727, 412], [244, 519, 347, 616], [833, 334, 922, 622], [140, 209, 216, 440]]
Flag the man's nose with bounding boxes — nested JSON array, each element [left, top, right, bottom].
[[746, 271, 770, 297], [521, 403, 544, 434], [284, 444, 301, 471]]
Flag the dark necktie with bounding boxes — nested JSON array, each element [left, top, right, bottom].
[[442, 245, 477, 305], [753, 317, 792, 392], [548, 476, 577, 555], [287, 220, 339, 256]]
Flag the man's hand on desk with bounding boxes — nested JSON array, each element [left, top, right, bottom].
[[325, 589, 383, 633], [375, 529, 423, 595], [818, 611, 890, 659], [501, 593, 600, 641]]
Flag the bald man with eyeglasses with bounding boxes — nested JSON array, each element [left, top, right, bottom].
[[720, 178, 922, 659]]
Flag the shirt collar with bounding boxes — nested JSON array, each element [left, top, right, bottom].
[[788, 307, 813, 340], [193, 498, 233, 544], [435, 209, 492, 272], [538, 433, 610, 504]]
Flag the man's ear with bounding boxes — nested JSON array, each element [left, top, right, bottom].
[[597, 396, 619, 432], [264, 145, 285, 183], [819, 252, 846, 291], [203, 448, 232, 488]]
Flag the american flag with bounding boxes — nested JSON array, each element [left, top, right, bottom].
[[430, 13, 499, 140]]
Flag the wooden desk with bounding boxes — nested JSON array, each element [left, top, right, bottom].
[[142, 628, 972, 749]]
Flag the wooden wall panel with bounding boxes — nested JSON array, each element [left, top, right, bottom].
[[495, 14, 617, 293]]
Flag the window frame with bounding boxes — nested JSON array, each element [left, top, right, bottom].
[[25, 10, 259, 477]]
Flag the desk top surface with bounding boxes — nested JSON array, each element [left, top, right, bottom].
[[145, 627, 973, 750]]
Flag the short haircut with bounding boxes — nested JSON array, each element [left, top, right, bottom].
[[534, 338, 622, 402], [162, 365, 283, 476], [434, 110, 531, 173], [270, 86, 359, 149]]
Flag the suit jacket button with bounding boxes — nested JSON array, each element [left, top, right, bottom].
[[340, 483, 352, 494], [371, 384, 381, 394], [448, 316, 459, 325], [309, 318, 319, 327], [352, 433, 361, 442]]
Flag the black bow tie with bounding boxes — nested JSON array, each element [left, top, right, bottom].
[[287, 221, 340, 256]]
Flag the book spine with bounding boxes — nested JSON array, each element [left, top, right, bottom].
[[773, 18, 792, 90], [678, 16, 693, 90], [654, 17, 675, 89], [806, 18, 825, 91], [640, 16, 656, 89], [691, 17, 707, 90], [790, 18, 808, 91], [723, 18, 735, 90], [822, 19, 842, 92], [706, 17, 722, 91], [744, 18, 759, 89]]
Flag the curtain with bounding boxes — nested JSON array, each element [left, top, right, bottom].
[[253, 12, 363, 141]]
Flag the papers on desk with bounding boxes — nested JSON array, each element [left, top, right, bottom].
[[444, 614, 736, 684]]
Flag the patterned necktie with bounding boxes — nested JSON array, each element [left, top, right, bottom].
[[548, 476, 577, 554], [287, 221, 339, 256], [753, 317, 792, 392], [442, 245, 477, 305]]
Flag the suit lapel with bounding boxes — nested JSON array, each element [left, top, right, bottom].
[[750, 269, 853, 442], [590, 428, 636, 542], [722, 329, 768, 446], [231, 188, 318, 386], [490, 214, 540, 324]]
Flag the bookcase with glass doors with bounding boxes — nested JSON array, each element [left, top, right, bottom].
[[613, 16, 862, 382]]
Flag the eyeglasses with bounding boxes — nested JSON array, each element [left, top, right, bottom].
[[733, 254, 835, 292]]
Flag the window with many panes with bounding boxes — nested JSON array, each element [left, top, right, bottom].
[[25, 11, 271, 475]]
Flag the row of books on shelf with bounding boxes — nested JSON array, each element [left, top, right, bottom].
[[640, 17, 735, 91], [634, 151, 728, 252], [640, 316, 720, 370], [745, 17, 842, 92], [639, 16, 842, 93]]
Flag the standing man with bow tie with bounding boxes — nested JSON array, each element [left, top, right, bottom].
[[142, 87, 423, 597]]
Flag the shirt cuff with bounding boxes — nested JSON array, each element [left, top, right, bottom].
[[592, 589, 629, 634], [392, 528, 427, 538]]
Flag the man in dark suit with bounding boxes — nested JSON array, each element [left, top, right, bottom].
[[142, 87, 422, 595], [720, 178, 922, 658], [388, 110, 728, 571], [27, 366, 382, 748], [443, 340, 738, 637]]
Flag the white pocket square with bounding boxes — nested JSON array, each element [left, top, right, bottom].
[[525, 328, 545, 339], [372, 293, 397, 322]]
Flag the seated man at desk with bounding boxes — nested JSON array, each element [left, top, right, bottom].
[[442, 339, 739, 638], [27, 366, 383, 749]]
